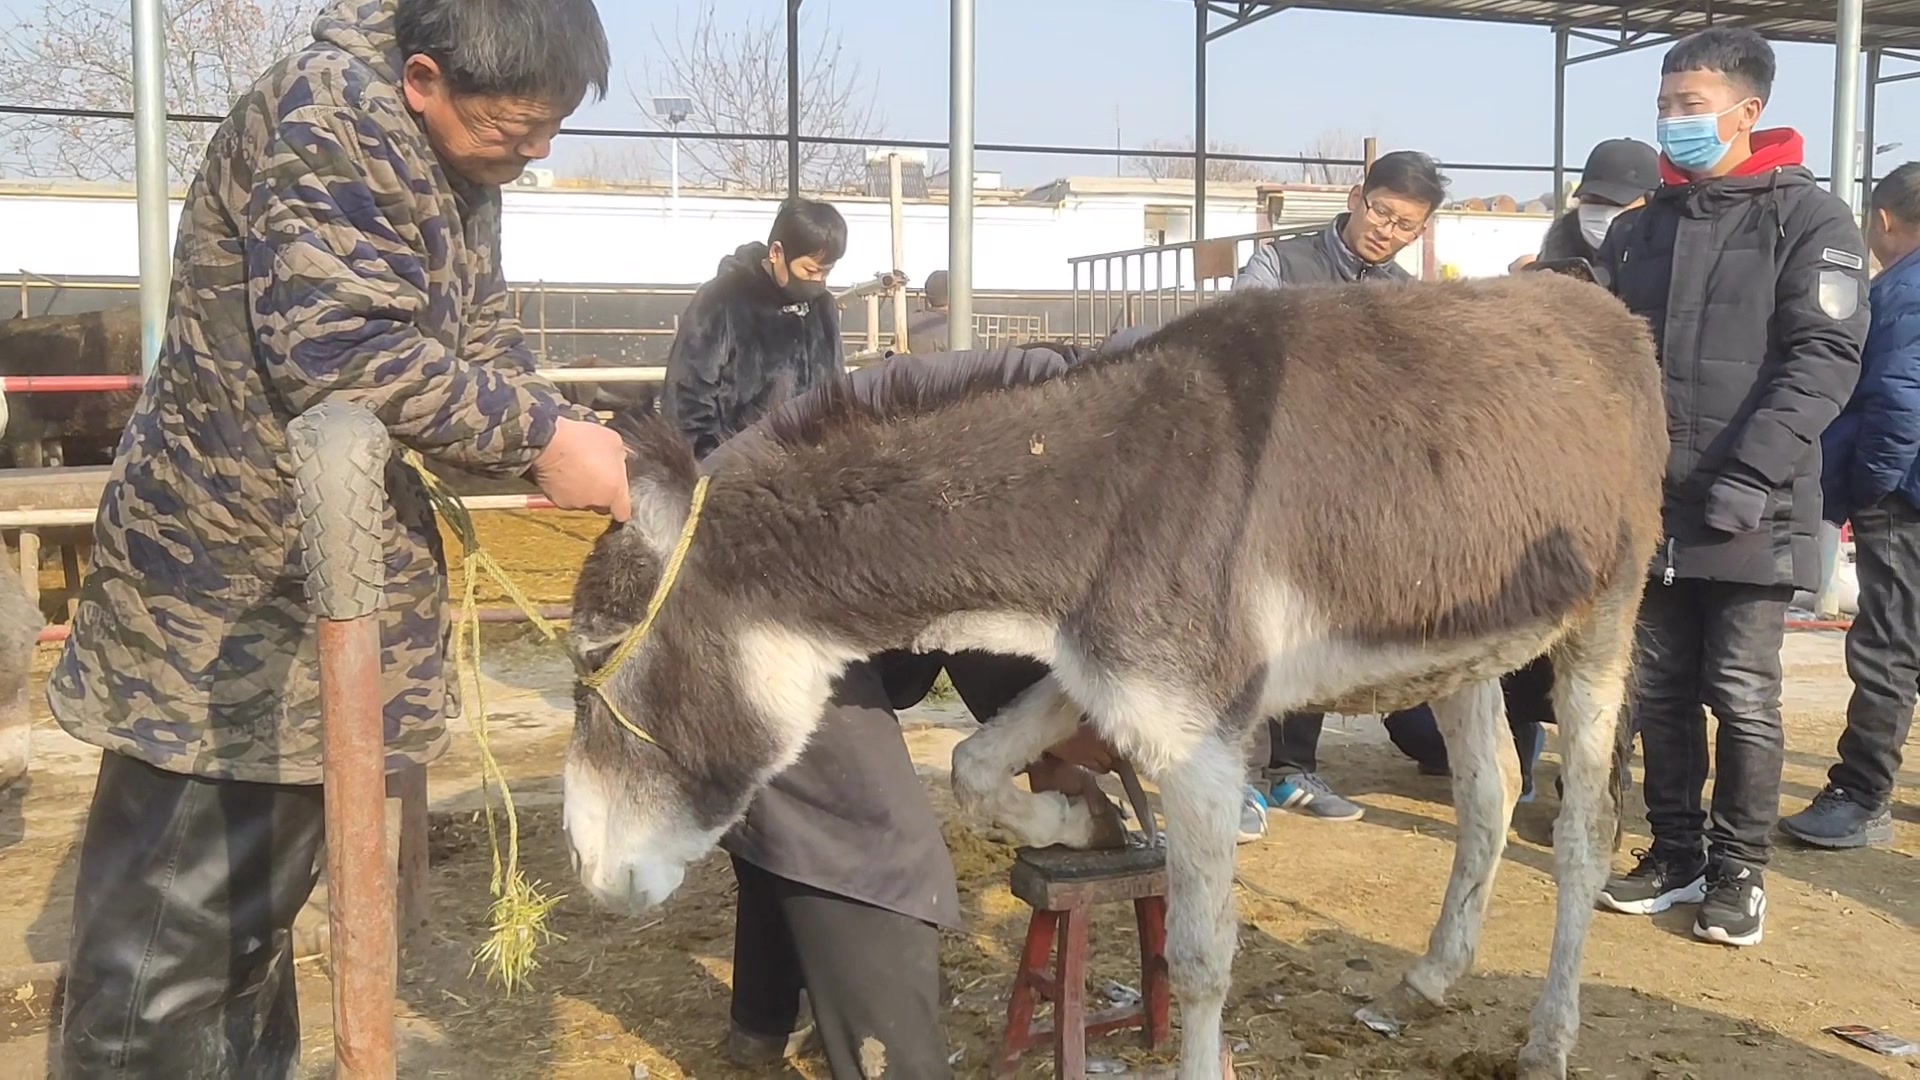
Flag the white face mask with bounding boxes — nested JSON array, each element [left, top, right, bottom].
[[1577, 204, 1626, 248]]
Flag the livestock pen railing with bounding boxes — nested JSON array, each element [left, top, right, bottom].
[[1066, 222, 1327, 343], [4, 273, 1064, 363]]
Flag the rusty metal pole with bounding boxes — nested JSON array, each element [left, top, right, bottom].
[[288, 402, 397, 1080]]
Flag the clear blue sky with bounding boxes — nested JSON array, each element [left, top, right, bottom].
[[3, 0, 1914, 199], [578, 0, 1920, 200]]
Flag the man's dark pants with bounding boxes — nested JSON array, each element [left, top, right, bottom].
[[730, 649, 1049, 1079], [729, 857, 949, 1079], [61, 750, 325, 1079], [1831, 495, 1920, 809], [1634, 578, 1794, 868]]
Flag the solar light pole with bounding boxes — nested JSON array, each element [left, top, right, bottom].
[[653, 96, 694, 214]]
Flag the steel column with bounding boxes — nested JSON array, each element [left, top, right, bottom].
[[1552, 26, 1569, 210], [131, 0, 169, 375], [1194, 1, 1208, 240], [1830, 0, 1864, 209], [1863, 47, 1882, 224], [786, 0, 801, 198], [949, 0, 976, 349]]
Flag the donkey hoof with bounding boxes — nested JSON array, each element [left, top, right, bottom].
[[1081, 790, 1131, 850], [1515, 1042, 1568, 1080], [1359, 978, 1445, 1036]]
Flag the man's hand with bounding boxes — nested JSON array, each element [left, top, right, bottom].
[[1025, 757, 1102, 798], [1704, 474, 1770, 535], [1041, 723, 1118, 773], [531, 418, 633, 522]]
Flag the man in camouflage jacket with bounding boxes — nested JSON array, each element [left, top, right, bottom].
[[53, 2, 627, 1075]]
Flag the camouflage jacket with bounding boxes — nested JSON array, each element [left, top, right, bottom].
[[47, 0, 590, 784]]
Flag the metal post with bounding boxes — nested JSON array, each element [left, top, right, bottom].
[[888, 152, 910, 352], [131, 0, 169, 375], [669, 121, 681, 214], [786, 0, 801, 199], [1553, 26, 1569, 211], [1831, 0, 1865, 209], [1862, 48, 1882, 225], [1193, 0, 1208, 241], [288, 402, 397, 1080], [948, 0, 975, 350]]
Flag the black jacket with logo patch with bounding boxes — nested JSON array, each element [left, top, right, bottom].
[[1594, 130, 1869, 591], [662, 241, 845, 460]]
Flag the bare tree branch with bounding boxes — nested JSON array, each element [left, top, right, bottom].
[[1126, 137, 1277, 183], [0, 0, 312, 183], [1285, 129, 1367, 186], [643, 3, 881, 194], [572, 143, 654, 186]]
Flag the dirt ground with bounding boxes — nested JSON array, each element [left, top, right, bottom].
[[0, 511, 1916, 1078]]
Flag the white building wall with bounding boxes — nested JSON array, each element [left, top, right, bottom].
[[0, 187, 1551, 291]]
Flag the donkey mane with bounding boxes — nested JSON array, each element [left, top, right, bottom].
[[763, 338, 1144, 451]]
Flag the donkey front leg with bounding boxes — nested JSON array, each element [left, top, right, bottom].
[[1155, 730, 1244, 1078], [1365, 678, 1519, 1032], [950, 677, 1098, 848], [1519, 610, 1634, 1080]]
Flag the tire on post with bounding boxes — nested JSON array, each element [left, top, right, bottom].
[[288, 401, 399, 1079]]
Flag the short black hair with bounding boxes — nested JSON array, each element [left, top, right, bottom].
[[1362, 151, 1448, 211], [924, 270, 949, 308], [1873, 162, 1920, 224], [1661, 28, 1776, 103], [768, 197, 848, 263], [396, 0, 610, 107]]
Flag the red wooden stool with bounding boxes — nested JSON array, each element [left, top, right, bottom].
[[994, 844, 1172, 1078]]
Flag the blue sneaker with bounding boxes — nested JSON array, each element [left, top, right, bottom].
[[1268, 772, 1364, 822], [1238, 784, 1270, 844]]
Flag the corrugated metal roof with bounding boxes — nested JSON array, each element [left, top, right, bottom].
[[1195, 0, 1920, 50]]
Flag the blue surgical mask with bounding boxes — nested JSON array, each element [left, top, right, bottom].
[[1656, 104, 1746, 173]]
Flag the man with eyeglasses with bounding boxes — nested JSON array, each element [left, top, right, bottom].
[[1235, 149, 1446, 290], [1230, 150, 1449, 839]]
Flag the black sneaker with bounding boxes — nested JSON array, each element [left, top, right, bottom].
[[1597, 846, 1708, 915], [1694, 863, 1766, 947], [1779, 785, 1895, 849]]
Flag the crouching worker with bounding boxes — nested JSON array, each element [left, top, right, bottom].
[[51, 1, 632, 1076], [648, 341, 1114, 1077]]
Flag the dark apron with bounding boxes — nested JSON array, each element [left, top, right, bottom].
[[721, 659, 963, 930]]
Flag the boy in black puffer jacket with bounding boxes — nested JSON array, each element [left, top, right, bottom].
[[1592, 28, 1869, 949]]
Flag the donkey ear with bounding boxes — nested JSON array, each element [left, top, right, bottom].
[[616, 409, 701, 560], [626, 472, 693, 560]]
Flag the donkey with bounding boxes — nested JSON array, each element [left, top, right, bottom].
[[562, 271, 1667, 1080]]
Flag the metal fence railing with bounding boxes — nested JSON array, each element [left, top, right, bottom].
[[1066, 222, 1329, 343]]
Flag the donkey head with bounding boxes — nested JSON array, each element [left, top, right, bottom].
[[563, 412, 847, 914]]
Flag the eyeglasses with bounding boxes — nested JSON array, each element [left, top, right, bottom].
[[1361, 198, 1428, 237]]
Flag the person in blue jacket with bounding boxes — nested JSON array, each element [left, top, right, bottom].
[[1780, 161, 1920, 850]]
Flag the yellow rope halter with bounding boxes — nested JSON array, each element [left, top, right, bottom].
[[398, 449, 707, 989]]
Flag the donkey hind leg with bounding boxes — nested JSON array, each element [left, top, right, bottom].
[[1362, 678, 1519, 1033], [1154, 728, 1243, 1079], [949, 677, 1098, 849], [1518, 600, 1634, 1080]]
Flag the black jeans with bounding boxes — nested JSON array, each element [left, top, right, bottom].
[[1634, 578, 1793, 868], [1832, 496, 1920, 808], [61, 750, 326, 1079], [1261, 712, 1327, 773], [729, 857, 951, 1079]]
